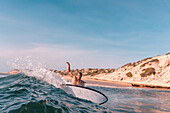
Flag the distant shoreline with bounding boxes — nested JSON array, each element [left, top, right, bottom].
[[1, 71, 169, 90], [56, 53, 170, 90], [62, 76, 170, 90]]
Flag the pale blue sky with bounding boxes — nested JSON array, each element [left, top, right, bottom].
[[0, 0, 170, 71]]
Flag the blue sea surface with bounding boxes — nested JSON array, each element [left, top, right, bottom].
[[0, 73, 170, 113], [91, 86, 170, 113]]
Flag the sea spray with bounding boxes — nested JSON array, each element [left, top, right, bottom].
[[6, 56, 98, 103], [22, 68, 66, 88], [7, 56, 66, 88], [7, 56, 47, 70]]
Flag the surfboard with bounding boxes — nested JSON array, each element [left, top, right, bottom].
[[64, 84, 108, 105]]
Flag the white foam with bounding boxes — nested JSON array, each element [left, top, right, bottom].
[[22, 68, 66, 88], [7, 56, 66, 88]]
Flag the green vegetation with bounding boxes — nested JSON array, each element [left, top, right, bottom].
[[124, 57, 153, 68], [87, 72, 91, 75], [150, 59, 159, 63], [121, 63, 136, 68], [140, 59, 159, 67], [140, 67, 155, 77], [126, 72, 133, 77], [98, 69, 105, 73], [53, 68, 115, 76], [140, 73, 146, 77], [141, 57, 152, 62], [140, 63, 146, 67], [166, 52, 170, 55]]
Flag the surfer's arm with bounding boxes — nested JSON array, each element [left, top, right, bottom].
[[66, 62, 74, 78], [68, 72, 74, 78]]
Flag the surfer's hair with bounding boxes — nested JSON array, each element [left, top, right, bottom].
[[78, 72, 82, 80]]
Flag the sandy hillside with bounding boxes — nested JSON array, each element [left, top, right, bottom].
[[90, 53, 170, 87]]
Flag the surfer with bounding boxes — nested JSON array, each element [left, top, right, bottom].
[[66, 62, 86, 87]]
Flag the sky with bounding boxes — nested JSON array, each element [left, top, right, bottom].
[[0, 0, 170, 71]]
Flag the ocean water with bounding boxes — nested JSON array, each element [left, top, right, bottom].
[[1, 57, 170, 113], [92, 86, 170, 113], [0, 73, 109, 113], [0, 72, 170, 113]]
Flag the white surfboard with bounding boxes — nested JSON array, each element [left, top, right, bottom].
[[64, 84, 108, 105]]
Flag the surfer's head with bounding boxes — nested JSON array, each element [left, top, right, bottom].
[[77, 72, 82, 80]]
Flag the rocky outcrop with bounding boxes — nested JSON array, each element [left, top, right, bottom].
[[91, 53, 170, 87]]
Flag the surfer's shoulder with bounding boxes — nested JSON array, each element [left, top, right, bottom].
[[72, 75, 77, 79]]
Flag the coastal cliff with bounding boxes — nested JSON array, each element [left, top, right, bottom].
[[90, 53, 170, 87]]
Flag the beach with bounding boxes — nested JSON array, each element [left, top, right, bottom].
[[62, 76, 131, 87], [62, 75, 170, 90]]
